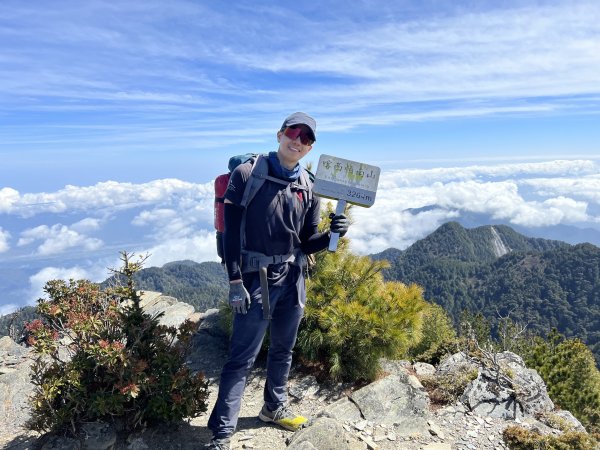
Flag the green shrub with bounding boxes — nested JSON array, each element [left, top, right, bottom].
[[298, 248, 426, 382], [521, 330, 600, 434], [503, 424, 598, 450], [25, 252, 209, 435], [409, 302, 459, 364]]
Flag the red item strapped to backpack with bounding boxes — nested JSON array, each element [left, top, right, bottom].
[[214, 174, 229, 262]]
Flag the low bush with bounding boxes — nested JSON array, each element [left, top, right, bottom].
[[25, 252, 209, 435], [503, 424, 598, 450], [419, 366, 478, 405]]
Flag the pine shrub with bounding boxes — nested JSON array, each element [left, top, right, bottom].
[[298, 248, 427, 382], [521, 330, 600, 434], [25, 252, 209, 435]]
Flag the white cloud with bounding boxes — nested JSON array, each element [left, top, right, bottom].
[[0, 227, 10, 253], [0, 187, 20, 213], [28, 266, 93, 304], [348, 159, 600, 253], [521, 175, 600, 203], [0, 304, 21, 316], [71, 217, 102, 233], [25, 258, 117, 306], [379, 159, 599, 188], [540, 196, 590, 223], [350, 208, 459, 254], [141, 229, 220, 267], [132, 208, 178, 226], [1, 179, 214, 219], [18, 224, 103, 256]]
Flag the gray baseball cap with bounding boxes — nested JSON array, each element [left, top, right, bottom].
[[281, 112, 316, 141]]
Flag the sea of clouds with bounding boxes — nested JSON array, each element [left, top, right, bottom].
[[1, 159, 599, 314]]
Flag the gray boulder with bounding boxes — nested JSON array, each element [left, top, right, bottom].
[[436, 352, 478, 376], [351, 373, 430, 433], [0, 360, 34, 428], [413, 362, 436, 377], [0, 337, 34, 429], [460, 351, 553, 419], [139, 291, 195, 328], [321, 397, 363, 423], [321, 370, 430, 436], [287, 417, 365, 450]]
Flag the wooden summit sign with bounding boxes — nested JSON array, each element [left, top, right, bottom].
[[312, 154, 381, 251]]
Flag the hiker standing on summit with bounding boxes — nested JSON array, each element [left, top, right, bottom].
[[206, 112, 349, 449]]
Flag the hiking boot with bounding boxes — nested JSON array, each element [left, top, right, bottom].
[[258, 404, 307, 431], [205, 437, 230, 450]]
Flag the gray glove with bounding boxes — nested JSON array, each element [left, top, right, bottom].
[[229, 282, 250, 314]]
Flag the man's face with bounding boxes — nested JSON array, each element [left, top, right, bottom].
[[277, 124, 314, 168]]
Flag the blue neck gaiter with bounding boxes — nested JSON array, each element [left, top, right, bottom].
[[268, 151, 300, 181]]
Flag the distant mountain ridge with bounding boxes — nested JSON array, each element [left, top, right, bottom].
[[101, 260, 228, 313], [375, 221, 567, 270], [372, 221, 600, 363], [406, 205, 600, 247]]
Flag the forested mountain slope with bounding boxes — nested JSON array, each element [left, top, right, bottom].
[[372, 222, 600, 362]]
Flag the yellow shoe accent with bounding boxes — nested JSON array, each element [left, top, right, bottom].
[[258, 404, 308, 431]]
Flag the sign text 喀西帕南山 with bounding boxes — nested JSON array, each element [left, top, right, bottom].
[[312, 154, 381, 251], [312, 154, 380, 208]]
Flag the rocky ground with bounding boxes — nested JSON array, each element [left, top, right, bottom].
[[0, 295, 589, 450], [0, 364, 516, 450], [0, 370, 516, 450]]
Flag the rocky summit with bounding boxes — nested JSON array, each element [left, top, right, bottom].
[[0, 291, 590, 449]]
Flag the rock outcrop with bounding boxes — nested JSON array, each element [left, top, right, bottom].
[[0, 336, 34, 431], [138, 291, 196, 329], [460, 351, 554, 420]]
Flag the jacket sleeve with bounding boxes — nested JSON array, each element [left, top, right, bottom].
[[224, 202, 243, 281], [299, 194, 331, 254]]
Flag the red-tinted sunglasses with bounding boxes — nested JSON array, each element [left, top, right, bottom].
[[283, 126, 314, 145]]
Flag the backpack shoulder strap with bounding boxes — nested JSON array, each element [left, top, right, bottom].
[[298, 167, 314, 206], [239, 155, 269, 208]]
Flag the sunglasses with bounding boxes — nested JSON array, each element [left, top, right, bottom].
[[283, 126, 314, 145]]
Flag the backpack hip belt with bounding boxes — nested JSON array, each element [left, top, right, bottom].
[[241, 248, 306, 320]]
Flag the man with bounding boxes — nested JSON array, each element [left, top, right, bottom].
[[206, 112, 349, 449]]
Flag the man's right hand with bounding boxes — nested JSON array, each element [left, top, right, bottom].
[[229, 281, 251, 314]]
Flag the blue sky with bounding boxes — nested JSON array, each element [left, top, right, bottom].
[[1, 0, 600, 313]]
